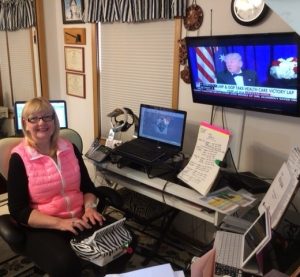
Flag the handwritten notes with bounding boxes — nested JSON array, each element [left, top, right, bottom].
[[177, 122, 231, 196]]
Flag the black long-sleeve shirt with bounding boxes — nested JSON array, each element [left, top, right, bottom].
[[7, 144, 97, 224]]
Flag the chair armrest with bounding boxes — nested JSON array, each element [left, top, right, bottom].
[[0, 214, 26, 252], [95, 186, 124, 212]]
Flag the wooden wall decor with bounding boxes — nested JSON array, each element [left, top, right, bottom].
[[64, 28, 86, 45]]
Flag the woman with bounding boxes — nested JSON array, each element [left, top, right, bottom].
[[7, 97, 105, 276]]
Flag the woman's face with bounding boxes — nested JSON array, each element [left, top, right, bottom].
[[24, 110, 55, 144]]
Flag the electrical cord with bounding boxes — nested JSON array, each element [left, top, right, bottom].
[[161, 180, 169, 204]]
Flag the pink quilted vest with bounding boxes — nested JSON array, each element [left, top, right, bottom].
[[12, 138, 83, 219]]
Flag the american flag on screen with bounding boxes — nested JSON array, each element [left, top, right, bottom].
[[196, 47, 217, 84]]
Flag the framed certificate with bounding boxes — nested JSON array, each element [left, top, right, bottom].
[[64, 46, 84, 72], [66, 72, 85, 98]]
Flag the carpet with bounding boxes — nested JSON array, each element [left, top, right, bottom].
[[0, 236, 38, 277], [0, 256, 37, 277]]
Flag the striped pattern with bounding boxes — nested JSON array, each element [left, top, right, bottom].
[[70, 218, 132, 266], [84, 0, 186, 23], [0, 0, 35, 31], [196, 47, 217, 84]]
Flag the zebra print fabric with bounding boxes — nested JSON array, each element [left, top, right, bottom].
[[70, 218, 132, 266], [83, 0, 186, 23], [0, 0, 35, 31]]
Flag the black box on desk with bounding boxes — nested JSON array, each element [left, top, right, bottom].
[[214, 171, 270, 194]]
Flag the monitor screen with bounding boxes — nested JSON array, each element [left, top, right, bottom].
[[242, 211, 270, 267], [186, 32, 300, 117], [138, 104, 187, 149], [14, 100, 68, 133]]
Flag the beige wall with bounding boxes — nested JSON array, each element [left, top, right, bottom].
[[43, 0, 300, 206]]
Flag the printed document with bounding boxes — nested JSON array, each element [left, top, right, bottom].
[[199, 186, 256, 214], [259, 159, 298, 228], [177, 121, 231, 195]]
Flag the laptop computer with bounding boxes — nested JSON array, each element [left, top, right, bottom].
[[114, 104, 187, 164], [214, 210, 271, 277]]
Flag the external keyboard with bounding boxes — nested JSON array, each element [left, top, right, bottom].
[[214, 231, 243, 277]]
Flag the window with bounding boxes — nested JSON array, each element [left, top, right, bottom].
[[99, 20, 176, 138]]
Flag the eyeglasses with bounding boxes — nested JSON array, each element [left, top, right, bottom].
[[27, 114, 55, 123]]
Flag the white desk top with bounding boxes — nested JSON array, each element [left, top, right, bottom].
[[98, 162, 224, 226]]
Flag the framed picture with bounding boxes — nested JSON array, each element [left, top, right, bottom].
[[66, 72, 86, 98], [64, 46, 84, 72], [61, 0, 84, 24]]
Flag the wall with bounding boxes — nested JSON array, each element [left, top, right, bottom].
[[42, 0, 97, 177]]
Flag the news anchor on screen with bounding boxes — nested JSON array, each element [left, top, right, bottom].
[[216, 53, 259, 86]]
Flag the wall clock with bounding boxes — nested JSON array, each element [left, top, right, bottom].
[[231, 0, 269, 26]]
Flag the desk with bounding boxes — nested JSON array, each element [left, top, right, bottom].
[[97, 162, 225, 226]]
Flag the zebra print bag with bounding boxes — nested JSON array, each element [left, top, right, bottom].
[[70, 217, 132, 267]]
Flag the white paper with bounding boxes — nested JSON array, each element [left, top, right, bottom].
[[105, 263, 176, 277], [199, 186, 256, 214], [259, 162, 298, 228], [177, 122, 230, 195]]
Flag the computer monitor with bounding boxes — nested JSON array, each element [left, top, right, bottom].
[[14, 100, 68, 134]]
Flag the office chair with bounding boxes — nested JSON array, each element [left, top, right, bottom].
[[0, 128, 128, 274]]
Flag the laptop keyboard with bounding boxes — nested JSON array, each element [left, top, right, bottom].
[[215, 263, 242, 277], [116, 140, 166, 163], [215, 231, 243, 277]]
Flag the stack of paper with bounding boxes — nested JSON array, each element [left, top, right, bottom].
[[199, 186, 256, 214]]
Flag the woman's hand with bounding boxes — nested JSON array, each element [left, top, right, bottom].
[[57, 217, 92, 235], [82, 207, 105, 226]]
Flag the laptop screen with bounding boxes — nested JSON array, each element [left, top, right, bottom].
[[242, 211, 271, 267], [138, 104, 187, 149]]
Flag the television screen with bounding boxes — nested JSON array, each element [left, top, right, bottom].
[[186, 32, 300, 117], [14, 100, 68, 134]]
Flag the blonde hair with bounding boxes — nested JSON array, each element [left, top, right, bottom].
[[22, 97, 60, 156]]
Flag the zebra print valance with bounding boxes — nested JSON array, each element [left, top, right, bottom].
[[0, 0, 35, 31], [83, 0, 186, 23]]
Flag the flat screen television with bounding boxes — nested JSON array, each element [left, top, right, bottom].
[[185, 32, 300, 117], [14, 100, 68, 134]]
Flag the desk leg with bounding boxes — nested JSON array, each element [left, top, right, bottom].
[[141, 209, 179, 266]]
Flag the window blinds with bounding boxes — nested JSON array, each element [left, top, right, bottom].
[[0, 29, 35, 107], [99, 20, 175, 138]]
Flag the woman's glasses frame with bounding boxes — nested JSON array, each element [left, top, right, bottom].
[[27, 114, 55, 124]]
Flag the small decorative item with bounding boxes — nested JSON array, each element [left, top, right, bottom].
[[183, 1, 204, 31], [61, 0, 84, 24], [270, 57, 297, 80], [231, 0, 269, 26], [64, 46, 84, 73], [269, 57, 297, 88], [178, 39, 187, 66], [66, 72, 85, 98], [64, 28, 86, 45], [181, 65, 191, 84]]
